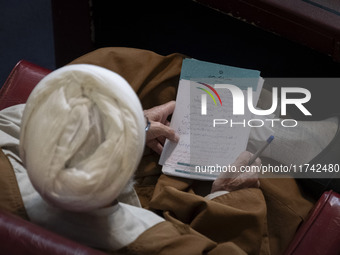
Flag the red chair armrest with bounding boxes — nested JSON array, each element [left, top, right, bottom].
[[284, 190, 340, 255], [0, 209, 108, 255]]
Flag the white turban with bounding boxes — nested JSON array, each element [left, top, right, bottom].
[[19, 64, 145, 212]]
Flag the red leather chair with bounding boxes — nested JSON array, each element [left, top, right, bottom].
[[0, 209, 107, 255], [1, 60, 340, 255], [0, 60, 51, 110], [283, 190, 340, 255]]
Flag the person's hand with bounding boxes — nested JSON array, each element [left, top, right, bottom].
[[143, 101, 179, 154], [211, 151, 261, 193]]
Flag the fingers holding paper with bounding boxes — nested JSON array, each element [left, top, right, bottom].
[[145, 122, 179, 154], [144, 101, 179, 154], [211, 151, 261, 193]]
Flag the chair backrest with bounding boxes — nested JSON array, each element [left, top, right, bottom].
[[0, 60, 51, 110]]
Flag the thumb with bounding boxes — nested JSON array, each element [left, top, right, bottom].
[[160, 101, 176, 118]]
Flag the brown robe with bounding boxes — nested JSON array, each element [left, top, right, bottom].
[[0, 47, 314, 255]]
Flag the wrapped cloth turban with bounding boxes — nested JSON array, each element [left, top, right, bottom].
[[19, 64, 145, 212]]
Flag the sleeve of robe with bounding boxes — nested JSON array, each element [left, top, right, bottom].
[[118, 173, 314, 255], [118, 174, 267, 255]]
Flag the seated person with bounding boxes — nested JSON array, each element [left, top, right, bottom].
[[2, 47, 336, 254]]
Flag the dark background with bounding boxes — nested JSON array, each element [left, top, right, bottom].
[[1, 0, 340, 119], [92, 0, 340, 78], [0, 0, 55, 86]]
